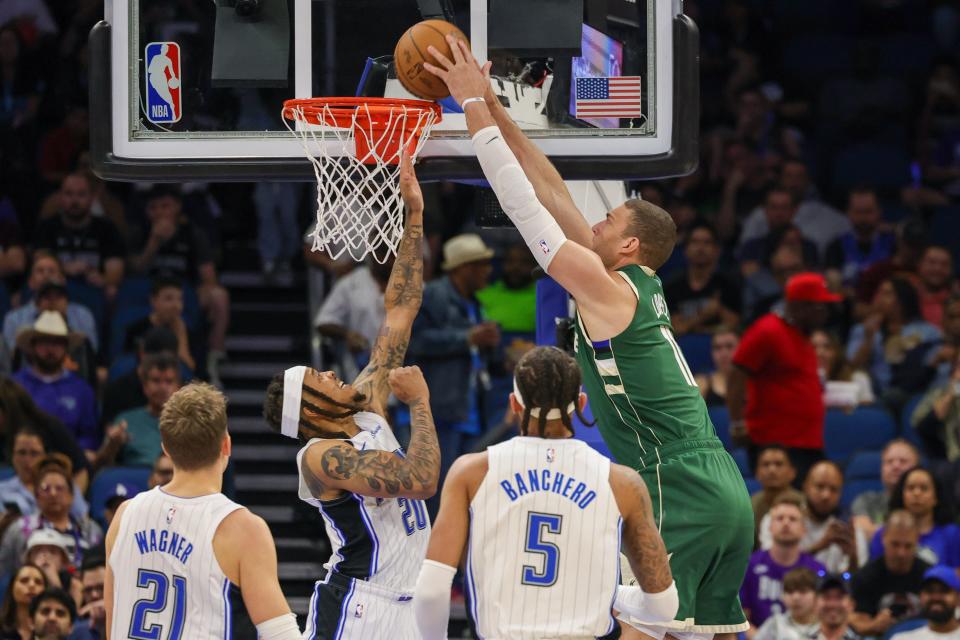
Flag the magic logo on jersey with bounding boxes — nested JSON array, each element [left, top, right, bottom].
[[145, 42, 182, 124]]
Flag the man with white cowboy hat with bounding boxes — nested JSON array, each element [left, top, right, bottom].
[[13, 311, 98, 457], [409, 232, 500, 515]]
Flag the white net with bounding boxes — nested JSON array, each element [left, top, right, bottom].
[[283, 100, 439, 263]]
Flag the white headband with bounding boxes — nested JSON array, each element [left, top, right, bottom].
[[281, 366, 307, 439], [513, 378, 575, 420]]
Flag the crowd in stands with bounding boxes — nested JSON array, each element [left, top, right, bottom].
[[1, 0, 960, 638]]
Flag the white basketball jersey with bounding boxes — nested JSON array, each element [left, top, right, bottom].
[[467, 437, 622, 639], [109, 487, 244, 640], [296, 411, 430, 592]]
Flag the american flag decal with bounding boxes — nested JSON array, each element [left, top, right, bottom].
[[574, 76, 643, 119]]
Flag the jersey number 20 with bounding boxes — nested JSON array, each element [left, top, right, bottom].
[[522, 512, 563, 587], [129, 569, 187, 640]]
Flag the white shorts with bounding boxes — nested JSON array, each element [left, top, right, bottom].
[[302, 572, 418, 640]]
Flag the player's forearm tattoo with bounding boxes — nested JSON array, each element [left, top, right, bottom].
[[319, 398, 439, 496], [624, 477, 674, 594]]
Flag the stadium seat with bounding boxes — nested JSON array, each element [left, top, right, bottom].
[[824, 407, 896, 463], [844, 450, 882, 481], [0, 466, 13, 481], [108, 305, 151, 359], [709, 407, 732, 450], [832, 143, 912, 192], [743, 478, 761, 495], [677, 333, 713, 374], [882, 618, 927, 639], [730, 448, 751, 479], [66, 279, 106, 332], [89, 467, 152, 525], [842, 479, 884, 510]]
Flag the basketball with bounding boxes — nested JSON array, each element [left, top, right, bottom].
[[394, 19, 469, 100], [168, 77, 180, 89]]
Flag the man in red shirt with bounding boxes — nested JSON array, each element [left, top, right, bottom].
[[727, 272, 841, 485]]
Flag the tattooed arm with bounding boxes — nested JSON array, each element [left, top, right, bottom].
[[609, 463, 674, 595], [352, 153, 425, 416], [303, 366, 440, 499]]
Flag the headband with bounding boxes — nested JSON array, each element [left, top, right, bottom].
[[281, 366, 307, 439], [513, 378, 575, 420]]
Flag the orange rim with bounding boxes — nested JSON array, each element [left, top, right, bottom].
[[282, 97, 442, 129]]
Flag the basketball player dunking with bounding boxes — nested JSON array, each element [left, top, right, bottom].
[[414, 346, 678, 640], [106, 383, 301, 640], [262, 154, 440, 640], [425, 39, 753, 640]]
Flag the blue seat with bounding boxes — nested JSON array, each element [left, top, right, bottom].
[[900, 393, 926, 449], [883, 618, 926, 639], [677, 333, 713, 375], [842, 478, 884, 510], [709, 406, 732, 450], [66, 279, 106, 331], [108, 305, 151, 359], [0, 466, 14, 481], [743, 478, 760, 495], [845, 450, 882, 481], [824, 407, 897, 464], [89, 467, 151, 525], [730, 448, 750, 479], [832, 143, 912, 192]]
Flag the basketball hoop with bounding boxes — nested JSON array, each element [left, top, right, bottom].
[[282, 97, 442, 263]]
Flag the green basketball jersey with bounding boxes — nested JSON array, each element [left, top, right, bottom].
[[573, 264, 718, 468]]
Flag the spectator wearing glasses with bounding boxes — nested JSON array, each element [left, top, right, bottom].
[[147, 453, 173, 489], [74, 554, 105, 640]]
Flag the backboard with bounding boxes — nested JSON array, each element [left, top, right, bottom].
[[90, 0, 698, 182]]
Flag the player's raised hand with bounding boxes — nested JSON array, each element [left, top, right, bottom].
[[388, 365, 430, 404], [423, 36, 492, 106], [399, 151, 424, 214]]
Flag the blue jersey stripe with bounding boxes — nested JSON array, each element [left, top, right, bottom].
[[334, 579, 356, 640], [353, 494, 380, 576], [221, 578, 232, 640]]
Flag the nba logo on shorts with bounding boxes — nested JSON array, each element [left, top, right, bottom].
[[145, 42, 182, 124], [354, 603, 364, 619]]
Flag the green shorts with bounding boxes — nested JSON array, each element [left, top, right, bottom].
[[632, 439, 753, 635]]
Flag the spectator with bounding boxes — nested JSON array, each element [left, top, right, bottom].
[[101, 327, 180, 425], [0, 428, 88, 526], [812, 330, 875, 409], [95, 353, 180, 469], [760, 460, 865, 573], [22, 530, 81, 608], [255, 182, 301, 279], [664, 221, 741, 336], [848, 278, 942, 398], [850, 510, 930, 638], [742, 242, 805, 323], [695, 328, 740, 406], [12, 312, 97, 457], [738, 188, 819, 277], [890, 566, 960, 640], [716, 141, 774, 242], [120, 277, 195, 371], [0, 454, 102, 577], [74, 555, 104, 640], [37, 107, 88, 187], [916, 245, 956, 328], [729, 272, 840, 481], [753, 567, 820, 640], [811, 575, 861, 640], [146, 453, 173, 489], [851, 440, 921, 539], [0, 24, 41, 133], [409, 234, 499, 511], [870, 467, 960, 567], [0, 378, 88, 488], [476, 243, 539, 335], [739, 159, 850, 260], [912, 349, 960, 462], [740, 494, 826, 631], [0, 564, 46, 640], [34, 174, 125, 298], [128, 186, 229, 386], [27, 588, 77, 640], [99, 484, 138, 528], [929, 296, 960, 386], [750, 445, 802, 535], [314, 256, 392, 373], [825, 187, 896, 290], [854, 217, 928, 312], [3, 254, 98, 355]]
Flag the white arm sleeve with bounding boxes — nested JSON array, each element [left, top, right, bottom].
[[414, 559, 457, 640], [254, 612, 301, 640], [471, 126, 568, 271], [614, 581, 679, 624]]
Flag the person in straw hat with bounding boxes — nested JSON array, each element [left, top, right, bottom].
[[12, 311, 97, 457]]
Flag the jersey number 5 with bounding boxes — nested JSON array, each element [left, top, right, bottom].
[[522, 512, 563, 587], [129, 569, 187, 640]]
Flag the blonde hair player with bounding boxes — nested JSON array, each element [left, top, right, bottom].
[[261, 154, 440, 640], [105, 383, 301, 640], [414, 346, 677, 639], [424, 39, 754, 640]]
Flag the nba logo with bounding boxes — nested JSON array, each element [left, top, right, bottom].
[[539, 239, 550, 255], [354, 603, 364, 618], [145, 42, 182, 124], [546, 448, 556, 463], [166, 507, 177, 524]]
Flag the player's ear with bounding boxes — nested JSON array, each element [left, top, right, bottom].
[[221, 433, 232, 458], [577, 392, 587, 412], [620, 235, 640, 256], [509, 393, 523, 417]]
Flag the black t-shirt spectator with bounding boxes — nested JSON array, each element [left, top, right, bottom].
[[133, 222, 212, 283], [664, 270, 743, 320], [35, 216, 125, 273], [851, 556, 929, 618]]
